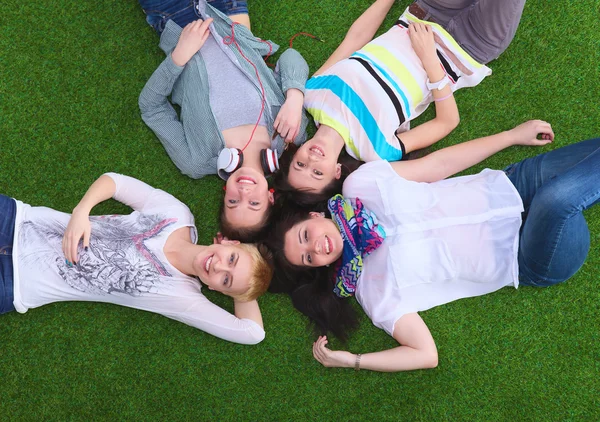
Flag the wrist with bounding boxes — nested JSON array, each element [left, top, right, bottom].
[[504, 130, 519, 146], [285, 88, 304, 102], [73, 204, 91, 216], [171, 48, 189, 67]]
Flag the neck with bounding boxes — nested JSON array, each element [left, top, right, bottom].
[[316, 124, 345, 156], [240, 134, 271, 173], [166, 239, 207, 277]]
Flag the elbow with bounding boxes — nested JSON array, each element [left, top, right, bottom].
[[247, 329, 266, 345], [450, 113, 460, 130], [444, 113, 460, 133], [423, 349, 438, 369]]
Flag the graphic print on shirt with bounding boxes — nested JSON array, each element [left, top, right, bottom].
[[19, 213, 178, 296]]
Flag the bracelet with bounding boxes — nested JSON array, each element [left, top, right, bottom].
[[354, 354, 362, 371], [434, 93, 453, 102]]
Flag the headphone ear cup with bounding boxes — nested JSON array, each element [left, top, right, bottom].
[[260, 148, 280, 175], [217, 148, 244, 180]]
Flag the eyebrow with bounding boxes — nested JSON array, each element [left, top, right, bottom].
[[226, 204, 261, 212], [229, 253, 240, 289], [298, 229, 306, 265]]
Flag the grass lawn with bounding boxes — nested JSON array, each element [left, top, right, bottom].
[[1, 0, 599, 420]]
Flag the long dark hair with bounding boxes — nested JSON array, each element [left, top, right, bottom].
[[265, 206, 358, 342], [273, 144, 362, 209]]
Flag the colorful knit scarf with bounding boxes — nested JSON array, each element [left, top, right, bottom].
[[327, 194, 386, 298]]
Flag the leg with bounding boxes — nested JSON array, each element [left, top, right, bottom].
[[515, 144, 600, 286], [445, 0, 526, 63], [0, 194, 17, 314], [505, 137, 600, 212], [414, 0, 476, 27], [206, 0, 251, 30], [139, 0, 198, 34]]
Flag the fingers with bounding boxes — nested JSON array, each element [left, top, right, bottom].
[[83, 227, 91, 251], [62, 229, 80, 265], [70, 231, 80, 265], [312, 335, 330, 365], [276, 120, 292, 142], [532, 120, 554, 142]]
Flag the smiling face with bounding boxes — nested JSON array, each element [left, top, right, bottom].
[[286, 138, 342, 193], [193, 242, 254, 297], [223, 167, 275, 231], [283, 213, 343, 267]]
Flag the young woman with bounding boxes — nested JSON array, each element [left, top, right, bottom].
[[270, 120, 600, 371], [138, 0, 310, 240], [0, 173, 273, 345], [277, 0, 526, 200]]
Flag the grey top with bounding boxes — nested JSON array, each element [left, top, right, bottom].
[[139, 2, 310, 179], [200, 34, 265, 131]]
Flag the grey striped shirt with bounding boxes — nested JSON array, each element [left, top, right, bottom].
[[139, 3, 310, 179]]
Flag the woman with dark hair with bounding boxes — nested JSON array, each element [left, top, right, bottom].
[[270, 120, 600, 371], [138, 0, 310, 241], [1, 173, 274, 345], [279, 0, 526, 201]]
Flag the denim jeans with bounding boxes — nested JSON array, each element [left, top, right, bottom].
[[505, 137, 600, 287], [139, 0, 249, 33], [0, 194, 17, 314]]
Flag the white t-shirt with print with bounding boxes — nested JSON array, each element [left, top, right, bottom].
[[11, 173, 264, 344]]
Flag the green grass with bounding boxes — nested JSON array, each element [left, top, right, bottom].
[[1, 0, 599, 420]]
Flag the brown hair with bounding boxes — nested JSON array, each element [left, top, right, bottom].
[[219, 200, 274, 243], [273, 144, 362, 209]]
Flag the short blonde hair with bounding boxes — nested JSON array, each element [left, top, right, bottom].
[[230, 243, 273, 302]]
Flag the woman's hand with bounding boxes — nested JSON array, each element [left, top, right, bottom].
[[62, 207, 92, 265], [409, 22, 438, 67], [509, 120, 554, 146], [213, 232, 229, 244], [172, 19, 214, 67], [312, 336, 355, 368], [274, 89, 304, 143]]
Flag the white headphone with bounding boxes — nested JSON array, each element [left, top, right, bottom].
[[217, 148, 279, 180]]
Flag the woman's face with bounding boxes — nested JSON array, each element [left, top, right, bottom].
[[287, 138, 342, 193], [284, 213, 343, 267], [193, 241, 254, 297], [223, 167, 274, 230]]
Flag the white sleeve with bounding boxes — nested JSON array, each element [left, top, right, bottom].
[[104, 172, 189, 215], [163, 295, 266, 345]]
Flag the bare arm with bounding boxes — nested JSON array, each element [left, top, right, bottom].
[[312, 313, 438, 372], [397, 22, 459, 153], [233, 299, 264, 329], [314, 0, 396, 76], [391, 120, 555, 183], [62, 175, 117, 264]]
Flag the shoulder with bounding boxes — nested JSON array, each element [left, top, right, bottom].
[[343, 160, 396, 193]]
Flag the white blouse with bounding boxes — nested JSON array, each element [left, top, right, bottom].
[[342, 160, 524, 336]]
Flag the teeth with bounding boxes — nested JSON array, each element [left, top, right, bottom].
[[325, 236, 330, 254], [310, 147, 324, 157], [205, 255, 213, 272], [238, 179, 255, 185]]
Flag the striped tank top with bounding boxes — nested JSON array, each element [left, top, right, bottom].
[[304, 8, 492, 162]]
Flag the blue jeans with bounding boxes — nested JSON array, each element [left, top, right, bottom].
[[505, 137, 600, 287], [139, 0, 249, 33], [0, 194, 17, 314]]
